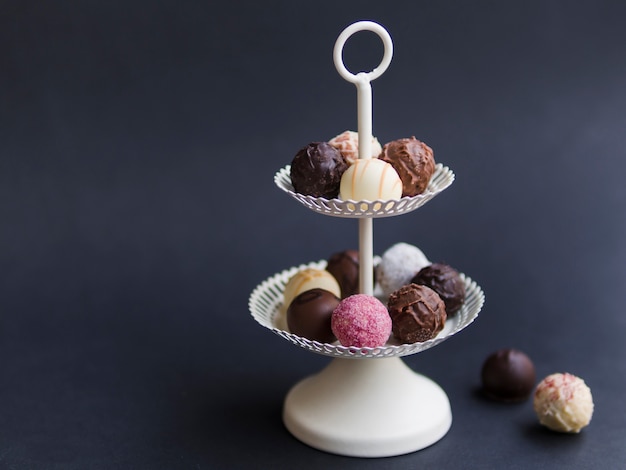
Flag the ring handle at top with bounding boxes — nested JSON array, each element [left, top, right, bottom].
[[333, 21, 393, 84]]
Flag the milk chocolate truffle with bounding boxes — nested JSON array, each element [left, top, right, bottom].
[[533, 373, 594, 433], [379, 136, 435, 197], [412, 263, 465, 316], [481, 349, 536, 403], [290, 142, 348, 198], [387, 284, 447, 343], [326, 250, 360, 298], [287, 288, 340, 343]]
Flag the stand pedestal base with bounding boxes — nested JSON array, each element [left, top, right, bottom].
[[283, 356, 451, 458]]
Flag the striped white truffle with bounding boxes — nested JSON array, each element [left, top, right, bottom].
[[339, 159, 402, 202]]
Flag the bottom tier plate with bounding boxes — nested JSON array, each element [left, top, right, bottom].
[[249, 260, 484, 359]]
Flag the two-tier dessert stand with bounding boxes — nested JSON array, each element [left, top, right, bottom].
[[249, 21, 484, 458]]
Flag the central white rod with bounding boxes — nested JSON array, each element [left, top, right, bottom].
[[333, 21, 393, 297], [356, 75, 374, 296]]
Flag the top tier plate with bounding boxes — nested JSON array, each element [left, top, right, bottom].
[[275, 162, 454, 218]]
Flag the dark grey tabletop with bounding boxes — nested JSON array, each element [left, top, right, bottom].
[[1, 1, 625, 468]]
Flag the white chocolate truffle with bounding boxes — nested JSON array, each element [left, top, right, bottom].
[[283, 268, 341, 312], [376, 243, 430, 298], [533, 373, 594, 433], [328, 130, 383, 165], [339, 159, 402, 204]]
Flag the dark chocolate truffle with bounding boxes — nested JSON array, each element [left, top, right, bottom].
[[287, 288, 340, 343], [379, 136, 435, 196], [326, 250, 359, 298], [290, 142, 348, 198], [412, 263, 465, 316], [481, 349, 536, 403], [387, 284, 447, 344]]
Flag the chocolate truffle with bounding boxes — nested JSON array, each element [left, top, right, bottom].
[[283, 268, 341, 311], [376, 242, 430, 298], [290, 142, 348, 198], [534, 373, 594, 433], [379, 136, 435, 197], [339, 158, 402, 204], [328, 130, 383, 164], [387, 284, 447, 344], [331, 294, 392, 348], [412, 263, 465, 316], [481, 349, 536, 403], [287, 288, 340, 343], [326, 250, 359, 298]]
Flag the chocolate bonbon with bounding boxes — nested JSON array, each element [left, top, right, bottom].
[[481, 349, 536, 403], [287, 288, 340, 343], [290, 142, 348, 198], [326, 249, 360, 298], [533, 373, 594, 433], [331, 294, 392, 348], [412, 263, 465, 316], [339, 158, 402, 203], [283, 268, 341, 311], [328, 130, 382, 164], [379, 136, 435, 197], [387, 284, 446, 343], [376, 242, 430, 298]]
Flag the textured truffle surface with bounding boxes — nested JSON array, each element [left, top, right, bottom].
[[290, 142, 348, 198], [533, 373, 594, 433], [331, 294, 392, 348], [376, 242, 430, 298], [379, 136, 435, 196], [481, 349, 536, 402], [283, 268, 341, 311], [412, 263, 466, 315], [387, 284, 446, 343]]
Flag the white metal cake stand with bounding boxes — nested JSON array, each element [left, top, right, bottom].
[[249, 21, 485, 458], [250, 262, 484, 457]]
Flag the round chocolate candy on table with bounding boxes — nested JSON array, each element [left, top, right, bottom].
[[287, 288, 340, 344], [481, 349, 536, 403], [326, 250, 359, 298], [387, 284, 447, 344], [534, 373, 593, 433], [290, 142, 348, 198], [412, 263, 465, 316]]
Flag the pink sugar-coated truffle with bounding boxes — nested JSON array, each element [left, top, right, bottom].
[[331, 294, 392, 348]]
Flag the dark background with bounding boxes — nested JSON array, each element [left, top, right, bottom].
[[1, 1, 625, 468]]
